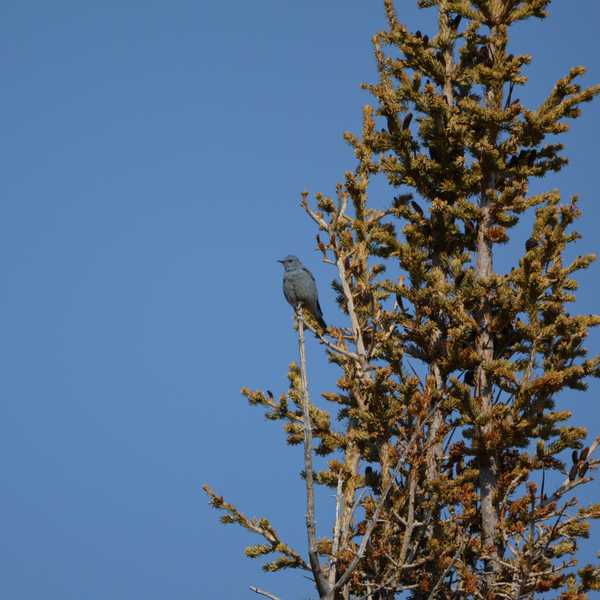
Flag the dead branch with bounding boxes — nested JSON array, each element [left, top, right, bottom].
[[328, 475, 345, 588], [249, 586, 281, 600], [297, 308, 332, 597]]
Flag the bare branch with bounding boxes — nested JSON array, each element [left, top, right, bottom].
[[249, 586, 281, 600], [302, 318, 362, 363], [301, 194, 329, 230], [328, 475, 345, 588], [398, 468, 417, 564], [427, 537, 468, 600], [336, 254, 370, 377], [297, 308, 332, 598]]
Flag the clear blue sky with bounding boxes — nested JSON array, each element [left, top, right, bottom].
[[1, 2, 599, 599]]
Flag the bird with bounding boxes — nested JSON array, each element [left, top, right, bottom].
[[278, 255, 327, 329]]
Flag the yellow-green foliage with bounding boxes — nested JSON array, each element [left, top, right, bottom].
[[204, 1, 600, 597]]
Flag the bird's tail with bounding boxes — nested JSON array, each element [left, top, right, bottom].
[[313, 301, 327, 330], [316, 314, 327, 330]]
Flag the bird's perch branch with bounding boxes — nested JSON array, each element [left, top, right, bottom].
[[296, 307, 331, 598]]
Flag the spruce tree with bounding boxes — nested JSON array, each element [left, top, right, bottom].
[[204, 1, 600, 597]]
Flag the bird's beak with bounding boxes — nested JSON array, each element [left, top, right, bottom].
[[277, 259, 284, 264]]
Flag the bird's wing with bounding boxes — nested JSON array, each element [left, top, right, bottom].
[[283, 283, 292, 305], [301, 267, 317, 285], [282, 274, 296, 306], [302, 267, 320, 302]]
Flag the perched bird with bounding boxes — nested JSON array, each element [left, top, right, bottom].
[[278, 255, 327, 329]]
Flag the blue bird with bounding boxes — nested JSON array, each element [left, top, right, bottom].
[[278, 255, 327, 330]]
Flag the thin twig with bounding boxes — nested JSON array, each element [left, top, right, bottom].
[[541, 434, 600, 506], [405, 358, 425, 390], [301, 196, 329, 230], [303, 319, 362, 362], [427, 537, 468, 600], [249, 586, 281, 600], [203, 485, 309, 570]]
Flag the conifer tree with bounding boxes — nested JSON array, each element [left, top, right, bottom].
[[204, 1, 600, 598]]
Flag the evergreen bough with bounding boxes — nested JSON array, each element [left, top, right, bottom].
[[205, 1, 600, 597]]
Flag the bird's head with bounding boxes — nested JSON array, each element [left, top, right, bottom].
[[277, 255, 302, 271]]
